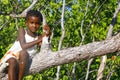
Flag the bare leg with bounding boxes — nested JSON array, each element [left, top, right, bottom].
[[7, 58, 19, 80], [18, 50, 29, 80]]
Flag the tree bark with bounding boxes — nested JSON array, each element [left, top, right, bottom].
[[1, 33, 120, 79], [97, 2, 120, 80]]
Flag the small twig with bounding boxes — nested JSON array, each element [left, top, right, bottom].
[[15, 18, 18, 30], [10, 0, 38, 18], [88, 0, 107, 27], [107, 2, 120, 39], [56, 0, 65, 80], [0, 20, 9, 31], [85, 58, 93, 80], [80, 0, 89, 45]]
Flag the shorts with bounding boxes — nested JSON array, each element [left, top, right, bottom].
[[0, 51, 19, 63]]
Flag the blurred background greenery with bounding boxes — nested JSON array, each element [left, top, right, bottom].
[[0, 0, 120, 80]]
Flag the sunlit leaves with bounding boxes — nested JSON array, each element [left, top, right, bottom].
[[0, 0, 120, 79], [1, 0, 9, 4]]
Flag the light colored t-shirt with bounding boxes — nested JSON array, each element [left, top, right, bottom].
[[0, 30, 38, 63]]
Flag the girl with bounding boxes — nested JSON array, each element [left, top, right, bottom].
[[0, 10, 50, 80]]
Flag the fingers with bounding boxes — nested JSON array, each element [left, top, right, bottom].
[[43, 24, 50, 36], [43, 24, 50, 31]]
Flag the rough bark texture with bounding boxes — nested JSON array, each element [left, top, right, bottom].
[[1, 33, 120, 79], [97, 2, 120, 80]]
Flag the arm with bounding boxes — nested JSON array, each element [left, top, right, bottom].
[[37, 24, 51, 46], [17, 27, 42, 50]]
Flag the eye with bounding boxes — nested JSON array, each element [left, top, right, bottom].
[[35, 22, 40, 25], [31, 22, 34, 24]]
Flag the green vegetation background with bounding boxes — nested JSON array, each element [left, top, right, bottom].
[[0, 0, 120, 80]]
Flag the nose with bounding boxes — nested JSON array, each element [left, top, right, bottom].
[[32, 23, 36, 28]]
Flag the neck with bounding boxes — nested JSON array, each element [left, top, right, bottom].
[[27, 29, 36, 37]]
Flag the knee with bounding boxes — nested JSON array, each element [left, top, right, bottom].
[[19, 50, 29, 58], [19, 50, 29, 61], [7, 58, 18, 67]]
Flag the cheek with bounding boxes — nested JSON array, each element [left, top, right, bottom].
[[26, 22, 30, 27], [36, 24, 40, 29], [27, 23, 33, 27]]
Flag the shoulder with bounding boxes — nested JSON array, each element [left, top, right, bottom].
[[18, 27, 25, 33], [18, 27, 26, 37], [16, 27, 25, 40], [18, 27, 24, 31]]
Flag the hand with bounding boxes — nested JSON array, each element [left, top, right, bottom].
[[43, 24, 50, 36]]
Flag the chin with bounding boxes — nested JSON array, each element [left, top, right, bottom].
[[33, 30, 36, 32]]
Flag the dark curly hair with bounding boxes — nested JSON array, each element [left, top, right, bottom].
[[26, 10, 43, 23]]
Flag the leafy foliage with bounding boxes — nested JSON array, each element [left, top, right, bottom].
[[0, 0, 120, 79]]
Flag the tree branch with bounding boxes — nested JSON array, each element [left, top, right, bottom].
[[30, 33, 120, 73], [1, 32, 120, 79], [10, 0, 38, 18], [97, 2, 120, 80]]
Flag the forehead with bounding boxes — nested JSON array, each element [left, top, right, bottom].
[[27, 16, 40, 21]]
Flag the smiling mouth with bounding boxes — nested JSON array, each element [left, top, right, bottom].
[[31, 29, 37, 32]]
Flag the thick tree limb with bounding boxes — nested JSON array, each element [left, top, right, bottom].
[[30, 32, 120, 72], [30, 33, 120, 74], [1, 32, 120, 79]]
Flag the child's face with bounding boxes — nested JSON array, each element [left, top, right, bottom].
[[26, 16, 41, 33]]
